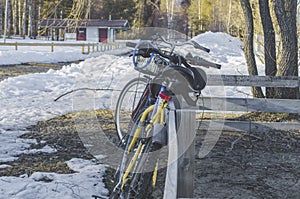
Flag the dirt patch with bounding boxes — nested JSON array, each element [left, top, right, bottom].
[[234, 112, 300, 122], [1, 111, 300, 198], [0, 114, 93, 177], [195, 129, 300, 198]]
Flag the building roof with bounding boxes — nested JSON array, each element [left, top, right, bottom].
[[40, 19, 130, 29]]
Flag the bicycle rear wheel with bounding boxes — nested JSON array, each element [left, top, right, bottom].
[[115, 77, 148, 140]]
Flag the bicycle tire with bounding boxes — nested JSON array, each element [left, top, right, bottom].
[[114, 77, 148, 140]]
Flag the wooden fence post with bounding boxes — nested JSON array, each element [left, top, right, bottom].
[[51, 42, 54, 52], [177, 108, 196, 198], [82, 43, 85, 54]]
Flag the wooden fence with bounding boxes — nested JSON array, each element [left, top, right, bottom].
[[0, 42, 126, 54], [191, 75, 300, 132], [177, 75, 300, 198]]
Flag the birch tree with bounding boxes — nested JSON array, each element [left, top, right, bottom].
[[12, 0, 18, 35], [28, 0, 32, 37], [68, 0, 86, 19], [85, 0, 91, 19], [18, 0, 22, 36], [227, 0, 233, 33], [22, 0, 27, 37]]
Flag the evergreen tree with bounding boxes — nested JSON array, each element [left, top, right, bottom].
[[102, 0, 137, 24]]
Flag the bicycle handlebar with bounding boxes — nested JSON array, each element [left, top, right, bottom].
[[185, 53, 221, 69], [153, 34, 210, 53], [134, 47, 221, 69], [190, 40, 210, 53]]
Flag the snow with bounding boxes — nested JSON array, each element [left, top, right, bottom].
[[0, 38, 130, 65], [0, 32, 253, 198], [0, 158, 108, 199]]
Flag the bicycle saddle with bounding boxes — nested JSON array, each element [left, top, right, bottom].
[[161, 65, 207, 93]]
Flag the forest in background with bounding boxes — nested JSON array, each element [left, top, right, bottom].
[[0, 0, 299, 38], [0, 0, 248, 38]]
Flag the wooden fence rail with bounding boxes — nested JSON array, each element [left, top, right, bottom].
[[184, 97, 300, 113], [178, 75, 300, 198], [197, 120, 300, 133], [206, 74, 300, 87], [0, 42, 126, 54]]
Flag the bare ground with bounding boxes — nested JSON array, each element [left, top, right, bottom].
[[195, 129, 300, 199], [0, 110, 299, 198]]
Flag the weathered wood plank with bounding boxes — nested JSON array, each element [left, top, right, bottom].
[[177, 110, 195, 198], [196, 120, 300, 133], [164, 109, 178, 199], [206, 75, 300, 88], [182, 97, 300, 114]]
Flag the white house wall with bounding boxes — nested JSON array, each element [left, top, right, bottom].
[[108, 28, 115, 42], [86, 27, 99, 42], [81, 27, 116, 42]]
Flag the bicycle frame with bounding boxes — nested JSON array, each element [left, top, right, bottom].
[[118, 85, 171, 190]]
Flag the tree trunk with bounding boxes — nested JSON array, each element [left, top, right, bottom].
[[227, 0, 232, 33], [85, 0, 91, 19], [31, 0, 38, 38], [240, 0, 264, 98], [28, 0, 32, 37], [18, 0, 23, 36], [259, 0, 277, 98], [0, 0, 2, 37], [7, 0, 12, 37], [22, 0, 27, 38], [12, 0, 18, 35], [274, 0, 299, 99]]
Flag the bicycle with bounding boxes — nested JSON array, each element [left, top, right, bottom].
[[110, 34, 221, 199]]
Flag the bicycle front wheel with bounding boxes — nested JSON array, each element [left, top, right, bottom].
[[115, 77, 148, 141]]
